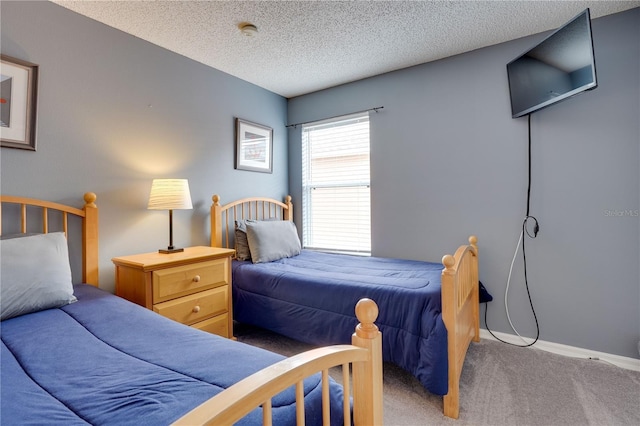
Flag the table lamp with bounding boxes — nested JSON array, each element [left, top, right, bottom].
[[147, 178, 193, 253]]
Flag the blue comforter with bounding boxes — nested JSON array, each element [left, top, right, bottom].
[[233, 250, 449, 395], [1, 284, 345, 425]]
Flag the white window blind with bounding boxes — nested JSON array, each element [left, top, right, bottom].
[[301, 112, 371, 254]]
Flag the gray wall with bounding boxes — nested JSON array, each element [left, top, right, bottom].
[[2, 1, 638, 359], [288, 9, 639, 358], [1, 1, 288, 292]]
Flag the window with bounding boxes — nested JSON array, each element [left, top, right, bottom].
[[301, 112, 370, 254]]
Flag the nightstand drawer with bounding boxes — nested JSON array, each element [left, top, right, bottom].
[[153, 286, 228, 325], [192, 313, 229, 338], [152, 259, 228, 303]]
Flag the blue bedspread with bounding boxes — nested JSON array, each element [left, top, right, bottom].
[[1, 284, 345, 425], [232, 250, 449, 395]]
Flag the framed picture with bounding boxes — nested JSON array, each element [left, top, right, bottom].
[[1, 55, 39, 151], [235, 118, 273, 173]]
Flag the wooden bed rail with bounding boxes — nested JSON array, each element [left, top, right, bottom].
[[210, 194, 293, 249], [0, 193, 99, 286], [173, 298, 383, 426]]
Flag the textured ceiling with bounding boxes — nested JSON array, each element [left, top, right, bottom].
[[51, 1, 640, 98]]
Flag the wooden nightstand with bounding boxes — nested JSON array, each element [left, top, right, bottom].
[[112, 246, 236, 338]]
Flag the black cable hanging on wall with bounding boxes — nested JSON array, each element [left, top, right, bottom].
[[485, 113, 540, 347], [286, 106, 384, 129]]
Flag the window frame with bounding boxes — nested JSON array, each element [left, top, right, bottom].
[[301, 112, 371, 255]]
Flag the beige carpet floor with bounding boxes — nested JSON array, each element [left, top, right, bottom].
[[235, 323, 640, 426]]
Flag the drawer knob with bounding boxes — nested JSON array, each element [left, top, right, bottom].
[[192, 305, 201, 313], [192, 275, 201, 282]]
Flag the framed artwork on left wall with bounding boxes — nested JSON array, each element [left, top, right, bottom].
[[1, 55, 39, 151], [235, 118, 273, 173]]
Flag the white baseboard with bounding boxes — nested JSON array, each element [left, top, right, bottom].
[[479, 329, 640, 372]]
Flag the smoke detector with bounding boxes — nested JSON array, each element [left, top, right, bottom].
[[239, 23, 258, 37]]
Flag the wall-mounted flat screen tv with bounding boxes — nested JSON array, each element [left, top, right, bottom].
[[507, 8, 597, 118]]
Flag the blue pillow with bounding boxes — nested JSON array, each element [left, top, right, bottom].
[[1, 232, 76, 320], [235, 218, 282, 261], [245, 220, 301, 264]]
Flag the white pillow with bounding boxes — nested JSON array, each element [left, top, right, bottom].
[[1, 232, 76, 320], [246, 220, 301, 263]]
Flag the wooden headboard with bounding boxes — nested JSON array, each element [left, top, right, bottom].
[[210, 195, 293, 249], [0, 192, 99, 286]]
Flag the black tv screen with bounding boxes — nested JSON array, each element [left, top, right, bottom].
[[507, 9, 597, 118]]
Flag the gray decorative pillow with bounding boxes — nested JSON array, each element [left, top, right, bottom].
[[0, 232, 41, 240], [1, 232, 76, 321], [235, 218, 282, 261], [245, 220, 301, 264], [234, 219, 255, 261]]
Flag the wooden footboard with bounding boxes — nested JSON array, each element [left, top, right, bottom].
[[441, 236, 480, 419], [173, 298, 383, 426]]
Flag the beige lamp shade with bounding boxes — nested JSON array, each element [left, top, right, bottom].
[[148, 179, 193, 210]]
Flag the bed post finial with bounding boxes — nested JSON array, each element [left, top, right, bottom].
[[355, 298, 379, 339], [83, 192, 97, 208], [442, 254, 455, 272], [284, 195, 293, 221], [469, 235, 478, 254], [212, 194, 220, 206]]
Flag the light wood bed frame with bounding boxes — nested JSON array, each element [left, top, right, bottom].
[[211, 194, 480, 419], [1, 193, 384, 425], [0, 193, 100, 286]]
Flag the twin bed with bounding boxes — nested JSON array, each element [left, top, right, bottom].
[[0, 193, 383, 425], [1, 191, 479, 424], [211, 194, 480, 419]]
